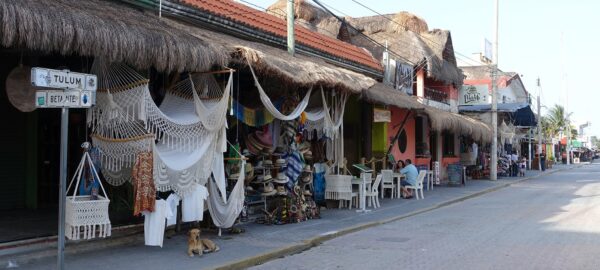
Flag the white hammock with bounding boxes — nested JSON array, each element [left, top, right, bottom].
[[207, 159, 246, 230], [320, 86, 347, 139], [247, 59, 312, 121]]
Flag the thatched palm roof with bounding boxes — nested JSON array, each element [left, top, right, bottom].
[[0, 0, 227, 73], [362, 83, 424, 110], [163, 18, 376, 93], [266, 0, 342, 39], [345, 14, 463, 87]]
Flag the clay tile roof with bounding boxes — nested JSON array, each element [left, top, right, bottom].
[[179, 0, 382, 72]]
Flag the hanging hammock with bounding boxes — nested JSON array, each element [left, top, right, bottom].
[[207, 159, 245, 230], [247, 59, 312, 121]]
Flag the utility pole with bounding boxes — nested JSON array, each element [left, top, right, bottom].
[[537, 78, 542, 171], [287, 0, 295, 56], [490, 0, 499, 180]]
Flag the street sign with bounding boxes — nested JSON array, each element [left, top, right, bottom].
[[36, 90, 93, 108], [31, 67, 97, 91]]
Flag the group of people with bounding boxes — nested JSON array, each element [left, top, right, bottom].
[[393, 159, 418, 199]]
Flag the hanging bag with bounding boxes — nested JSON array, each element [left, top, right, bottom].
[[65, 142, 111, 240]]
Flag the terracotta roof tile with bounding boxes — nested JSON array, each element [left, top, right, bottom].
[[179, 0, 382, 71]]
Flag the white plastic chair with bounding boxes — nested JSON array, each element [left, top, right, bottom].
[[405, 171, 426, 200], [380, 170, 396, 199], [364, 175, 382, 208], [426, 170, 434, 190]]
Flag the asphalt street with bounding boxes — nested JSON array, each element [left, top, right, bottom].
[[253, 163, 600, 270]]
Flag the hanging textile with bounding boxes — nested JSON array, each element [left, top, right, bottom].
[[166, 193, 181, 227], [247, 59, 312, 121], [284, 145, 304, 188], [132, 152, 155, 216], [89, 61, 230, 196], [92, 134, 154, 186], [320, 86, 347, 139], [232, 98, 277, 127], [143, 199, 167, 247], [207, 160, 246, 229], [181, 183, 209, 222]]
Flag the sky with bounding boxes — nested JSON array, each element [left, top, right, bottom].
[[238, 0, 600, 137]]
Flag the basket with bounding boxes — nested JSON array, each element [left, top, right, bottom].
[[65, 144, 111, 240]]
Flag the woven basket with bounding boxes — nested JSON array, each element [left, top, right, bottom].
[[65, 147, 112, 240]]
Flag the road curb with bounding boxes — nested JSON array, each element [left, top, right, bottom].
[[212, 165, 578, 270]]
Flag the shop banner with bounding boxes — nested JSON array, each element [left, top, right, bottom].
[[460, 84, 489, 105], [373, 108, 391, 122]]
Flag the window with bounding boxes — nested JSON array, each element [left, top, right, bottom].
[[397, 130, 407, 153], [443, 132, 455, 156]]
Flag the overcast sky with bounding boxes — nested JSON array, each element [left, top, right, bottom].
[[239, 0, 600, 137]]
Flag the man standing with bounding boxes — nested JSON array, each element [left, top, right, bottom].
[[400, 159, 418, 198], [511, 150, 519, 177]]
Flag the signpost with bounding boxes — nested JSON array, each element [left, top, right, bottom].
[[31, 68, 97, 270]]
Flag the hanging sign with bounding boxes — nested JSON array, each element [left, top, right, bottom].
[[31, 68, 97, 91], [373, 108, 391, 122], [36, 90, 93, 108], [459, 84, 489, 105]]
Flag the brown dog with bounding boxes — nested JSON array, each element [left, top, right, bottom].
[[187, 228, 220, 257]]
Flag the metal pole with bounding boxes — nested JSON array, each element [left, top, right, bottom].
[[58, 108, 69, 270], [537, 93, 542, 170], [490, 0, 499, 180], [528, 129, 532, 169], [287, 0, 295, 56]]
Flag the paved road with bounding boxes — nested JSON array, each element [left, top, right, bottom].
[[252, 163, 600, 270]]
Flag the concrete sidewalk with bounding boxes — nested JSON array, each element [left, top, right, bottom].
[[4, 165, 577, 270]]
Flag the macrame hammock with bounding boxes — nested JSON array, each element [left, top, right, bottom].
[[88, 61, 231, 197], [247, 59, 312, 121], [207, 157, 246, 235], [65, 143, 111, 240]]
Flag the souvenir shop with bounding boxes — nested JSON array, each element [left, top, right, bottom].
[[0, 0, 384, 246]]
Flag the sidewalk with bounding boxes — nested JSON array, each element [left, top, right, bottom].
[[3, 165, 577, 270]]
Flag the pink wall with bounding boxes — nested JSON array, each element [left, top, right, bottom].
[[388, 108, 416, 164]]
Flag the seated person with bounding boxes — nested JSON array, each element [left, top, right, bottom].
[[399, 159, 418, 198], [394, 160, 405, 173]]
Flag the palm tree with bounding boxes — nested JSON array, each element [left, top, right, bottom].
[[546, 105, 572, 135]]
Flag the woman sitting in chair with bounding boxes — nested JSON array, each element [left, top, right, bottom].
[[399, 159, 418, 199], [394, 160, 405, 173]]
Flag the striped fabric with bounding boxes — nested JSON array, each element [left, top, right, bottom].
[[284, 147, 304, 188]]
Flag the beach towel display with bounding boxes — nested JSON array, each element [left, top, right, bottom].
[[65, 143, 111, 240]]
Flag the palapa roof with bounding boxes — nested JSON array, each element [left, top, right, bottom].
[[0, 0, 228, 73], [179, 0, 382, 72], [344, 14, 464, 87], [163, 19, 376, 93], [362, 83, 424, 110]]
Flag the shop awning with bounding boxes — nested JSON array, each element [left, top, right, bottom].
[[424, 107, 493, 142], [459, 102, 537, 127], [362, 83, 492, 142], [0, 0, 228, 73], [361, 83, 424, 109]]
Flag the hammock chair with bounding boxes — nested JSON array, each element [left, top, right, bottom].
[[66, 142, 111, 240]]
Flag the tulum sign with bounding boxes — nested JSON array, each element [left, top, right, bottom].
[[31, 67, 97, 108], [31, 67, 97, 91]]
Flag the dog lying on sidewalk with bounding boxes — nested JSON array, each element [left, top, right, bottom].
[[187, 228, 220, 257]]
